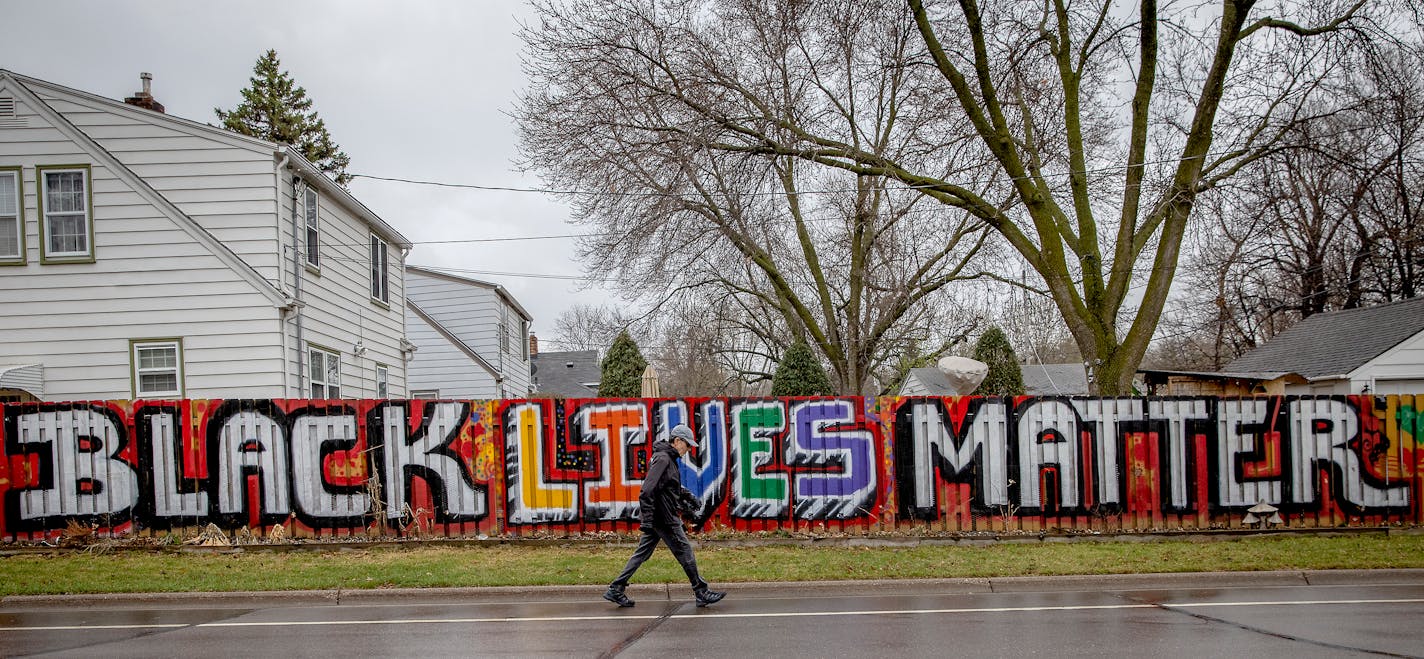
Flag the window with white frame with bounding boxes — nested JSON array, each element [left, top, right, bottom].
[[303, 184, 320, 268], [0, 169, 20, 263], [370, 233, 389, 303], [40, 166, 91, 260], [375, 364, 389, 398], [411, 389, 440, 399], [132, 339, 183, 398], [309, 345, 340, 398]]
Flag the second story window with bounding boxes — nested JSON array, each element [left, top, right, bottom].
[[39, 165, 92, 261], [309, 345, 340, 398], [303, 184, 319, 268], [520, 320, 530, 360], [370, 233, 389, 303], [499, 305, 510, 354], [0, 168, 20, 264]]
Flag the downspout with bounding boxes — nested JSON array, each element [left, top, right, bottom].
[[274, 153, 290, 397], [400, 246, 411, 396], [291, 169, 306, 398]]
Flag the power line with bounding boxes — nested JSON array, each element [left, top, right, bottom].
[[348, 152, 1219, 199]]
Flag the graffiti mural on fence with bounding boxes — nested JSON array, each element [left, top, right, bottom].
[[0, 396, 1419, 540], [0, 399, 503, 539], [502, 398, 881, 528]]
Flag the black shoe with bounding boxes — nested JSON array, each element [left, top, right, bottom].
[[603, 588, 635, 607], [694, 589, 725, 607]]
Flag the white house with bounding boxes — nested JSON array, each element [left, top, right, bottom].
[[1142, 296, 1424, 396], [1221, 296, 1424, 395], [404, 265, 533, 399], [0, 70, 414, 401]]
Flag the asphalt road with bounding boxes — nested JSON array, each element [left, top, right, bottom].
[[3, 571, 1423, 658]]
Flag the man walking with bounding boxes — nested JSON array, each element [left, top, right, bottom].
[[604, 424, 726, 608]]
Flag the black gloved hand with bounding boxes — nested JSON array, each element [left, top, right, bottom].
[[639, 521, 655, 534], [677, 488, 700, 513]]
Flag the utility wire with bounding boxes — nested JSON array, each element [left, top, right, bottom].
[[348, 154, 1204, 198]]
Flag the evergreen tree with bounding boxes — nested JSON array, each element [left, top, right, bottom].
[[216, 50, 352, 186], [770, 339, 833, 396], [971, 326, 1026, 396], [598, 331, 648, 397]]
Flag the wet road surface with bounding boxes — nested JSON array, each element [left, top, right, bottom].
[[4, 571, 1423, 658]]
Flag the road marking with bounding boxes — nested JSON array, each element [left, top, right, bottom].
[[5, 598, 1423, 632]]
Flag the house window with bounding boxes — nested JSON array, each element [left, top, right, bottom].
[[520, 320, 530, 360], [370, 234, 389, 303], [131, 339, 183, 398], [309, 345, 340, 399], [0, 168, 21, 264], [376, 364, 389, 398], [303, 184, 319, 268], [411, 389, 440, 399], [499, 306, 509, 354], [39, 165, 92, 261]]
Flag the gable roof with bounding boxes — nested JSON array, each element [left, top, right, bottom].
[[406, 297, 502, 382], [1224, 297, 1424, 379], [0, 72, 290, 309], [2, 69, 411, 250], [1022, 363, 1089, 395], [902, 367, 960, 395], [531, 350, 600, 397], [406, 265, 533, 321]]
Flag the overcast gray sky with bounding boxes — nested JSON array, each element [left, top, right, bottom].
[[1, 0, 611, 348]]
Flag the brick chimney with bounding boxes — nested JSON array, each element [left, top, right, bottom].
[[528, 333, 539, 358], [123, 72, 165, 113]]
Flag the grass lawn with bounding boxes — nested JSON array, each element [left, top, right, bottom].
[[2, 534, 1422, 596]]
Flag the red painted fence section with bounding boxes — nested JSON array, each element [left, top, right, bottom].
[[1, 395, 1419, 541]]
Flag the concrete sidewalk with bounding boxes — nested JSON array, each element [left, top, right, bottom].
[[6, 569, 1424, 610]]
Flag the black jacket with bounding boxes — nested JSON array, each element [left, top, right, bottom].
[[640, 440, 695, 528]]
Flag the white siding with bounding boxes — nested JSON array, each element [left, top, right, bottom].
[[0, 86, 283, 400], [405, 268, 533, 398], [499, 298, 534, 396], [899, 372, 931, 396], [1352, 329, 1424, 395], [278, 174, 407, 399], [3, 74, 413, 401], [405, 307, 499, 398], [1284, 381, 1350, 396], [35, 92, 285, 285]]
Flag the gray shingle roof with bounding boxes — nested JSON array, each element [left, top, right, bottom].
[[1022, 363, 1089, 395], [1223, 297, 1424, 379], [531, 350, 601, 397]]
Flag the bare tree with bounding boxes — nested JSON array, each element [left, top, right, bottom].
[[521, 0, 1397, 393], [1158, 44, 1424, 368], [519, 0, 994, 395], [550, 303, 635, 353]]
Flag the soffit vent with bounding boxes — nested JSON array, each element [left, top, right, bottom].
[[0, 97, 26, 128]]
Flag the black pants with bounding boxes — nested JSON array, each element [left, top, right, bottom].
[[609, 522, 707, 593]]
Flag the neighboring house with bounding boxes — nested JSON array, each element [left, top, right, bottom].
[[531, 348, 601, 398], [1021, 363, 1090, 396], [0, 70, 414, 401], [1137, 369, 1306, 396], [1141, 296, 1424, 396], [404, 265, 533, 399], [899, 362, 1088, 396], [899, 367, 968, 396]]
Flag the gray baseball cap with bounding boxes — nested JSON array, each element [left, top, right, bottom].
[[669, 424, 698, 447]]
